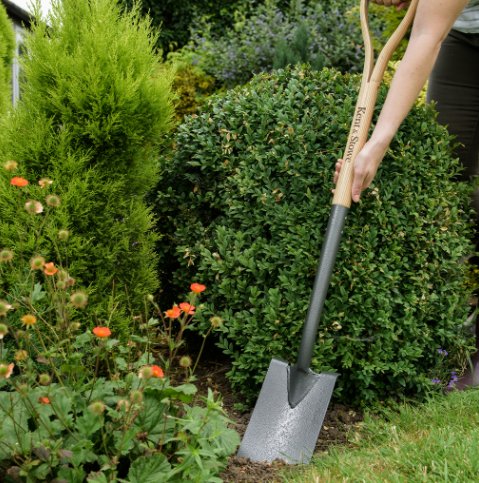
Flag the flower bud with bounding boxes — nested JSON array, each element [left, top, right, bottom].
[[16, 330, 25, 339], [70, 291, 88, 308], [0, 300, 12, 316], [147, 294, 154, 302], [0, 249, 13, 262], [46, 194, 61, 207], [5, 160, 18, 170], [210, 315, 223, 328], [0, 323, 8, 339], [18, 383, 29, 394], [179, 356, 192, 368], [57, 280, 66, 290], [30, 256, 46, 270], [130, 390, 143, 404], [66, 277, 75, 287], [39, 374, 51, 386], [117, 399, 130, 411], [57, 269, 68, 281], [139, 366, 153, 379], [90, 401, 105, 415], [58, 230, 69, 240]]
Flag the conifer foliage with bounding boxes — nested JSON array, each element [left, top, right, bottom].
[[0, 3, 15, 118], [0, 0, 175, 334]]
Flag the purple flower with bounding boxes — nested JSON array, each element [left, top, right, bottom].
[[438, 349, 443, 354], [451, 371, 456, 375], [133, 241, 138, 246]]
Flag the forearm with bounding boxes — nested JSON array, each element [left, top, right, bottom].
[[370, 33, 441, 148]]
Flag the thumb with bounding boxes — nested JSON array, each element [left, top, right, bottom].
[[351, 169, 365, 203]]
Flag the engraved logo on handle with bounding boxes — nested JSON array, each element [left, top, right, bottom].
[[345, 106, 366, 164]]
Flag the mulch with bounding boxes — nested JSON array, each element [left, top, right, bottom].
[[181, 353, 366, 483]]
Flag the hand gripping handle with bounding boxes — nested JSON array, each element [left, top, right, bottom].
[[332, 0, 419, 208]]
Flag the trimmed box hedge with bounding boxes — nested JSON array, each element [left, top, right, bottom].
[[153, 66, 475, 404]]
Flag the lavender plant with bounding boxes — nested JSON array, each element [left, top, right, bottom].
[[0, 169, 239, 482], [189, 0, 371, 88]]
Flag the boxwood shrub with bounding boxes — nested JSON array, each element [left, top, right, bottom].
[[152, 66, 475, 405]]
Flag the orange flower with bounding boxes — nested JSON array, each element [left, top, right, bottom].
[[0, 363, 14, 379], [21, 314, 37, 326], [165, 306, 181, 319], [190, 283, 206, 293], [40, 397, 50, 405], [44, 262, 58, 275], [38, 178, 52, 188], [179, 302, 195, 315], [93, 327, 111, 338], [151, 365, 164, 378], [5, 161, 18, 170], [11, 177, 28, 187]]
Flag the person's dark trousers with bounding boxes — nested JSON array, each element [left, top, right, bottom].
[[427, 29, 479, 207], [427, 29, 479, 388]]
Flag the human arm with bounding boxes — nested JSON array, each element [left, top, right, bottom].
[[333, 0, 470, 202]]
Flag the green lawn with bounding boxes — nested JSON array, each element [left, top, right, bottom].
[[284, 388, 479, 483]]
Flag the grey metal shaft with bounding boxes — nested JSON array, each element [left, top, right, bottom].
[[296, 204, 349, 371]]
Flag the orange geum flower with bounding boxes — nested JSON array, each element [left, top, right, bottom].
[[5, 161, 17, 170], [38, 178, 52, 188], [11, 177, 28, 187], [93, 327, 111, 338], [24, 200, 44, 214], [44, 262, 58, 275], [30, 256, 45, 270], [179, 302, 195, 315], [37, 396, 50, 405], [21, 314, 37, 326], [165, 306, 181, 319], [14, 350, 28, 361], [190, 283, 206, 293], [151, 365, 164, 378], [0, 363, 14, 379]]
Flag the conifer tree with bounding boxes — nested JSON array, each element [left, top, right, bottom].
[[273, 23, 324, 71], [0, 0, 175, 335], [0, 3, 15, 118]]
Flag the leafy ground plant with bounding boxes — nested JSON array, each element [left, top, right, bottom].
[[284, 389, 479, 482], [0, 171, 239, 482]]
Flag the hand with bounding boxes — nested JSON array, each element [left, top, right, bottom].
[[333, 138, 389, 203], [370, 0, 411, 12]]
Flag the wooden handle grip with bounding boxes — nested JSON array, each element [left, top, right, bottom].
[[332, 0, 419, 208]]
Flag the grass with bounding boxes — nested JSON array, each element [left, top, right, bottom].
[[283, 388, 479, 483]]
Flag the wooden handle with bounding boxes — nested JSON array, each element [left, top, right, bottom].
[[332, 0, 419, 208]]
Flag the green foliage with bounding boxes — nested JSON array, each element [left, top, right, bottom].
[[273, 23, 324, 71], [0, 3, 15, 118], [152, 66, 476, 405], [347, 3, 409, 62], [0, 203, 239, 481], [190, 0, 369, 88], [0, 0, 175, 336], [165, 49, 218, 123]]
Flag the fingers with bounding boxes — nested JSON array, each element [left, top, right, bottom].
[[396, 1, 411, 11]]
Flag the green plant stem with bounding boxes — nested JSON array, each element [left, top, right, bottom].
[[191, 326, 212, 376], [87, 341, 102, 404], [48, 398, 79, 441]]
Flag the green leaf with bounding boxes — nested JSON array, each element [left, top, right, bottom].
[[57, 467, 86, 483], [72, 333, 91, 349], [76, 413, 101, 437], [131, 335, 148, 344], [128, 453, 170, 483]]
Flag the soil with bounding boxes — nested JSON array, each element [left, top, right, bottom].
[[173, 351, 366, 483]]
